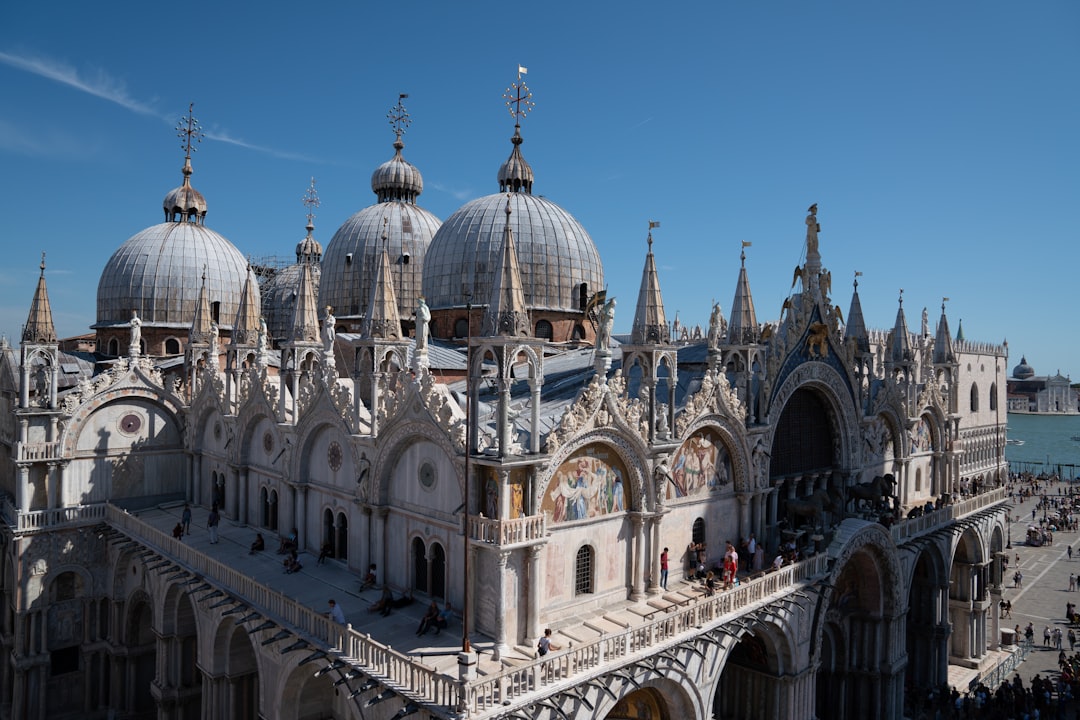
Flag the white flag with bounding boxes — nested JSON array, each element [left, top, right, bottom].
[[518, 65, 528, 75]]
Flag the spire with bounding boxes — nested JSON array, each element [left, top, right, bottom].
[[631, 222, 669, 344], [22, 253, 57, 344], [163, 103, 207, 223], [361, 222, 403, 340], [482, 196, 530, 337], [955, 318, 965, 343], [498, 68, 535, 194], [933, 297, 956, 364], [231, 265, 261, 346], [295, 178, 323, 264], [889, 289, 914, 363], [726, 242, 759, 344], [288, 261, 320, 343], [190, 269, 212, 343], [843, 271, 868, 353]]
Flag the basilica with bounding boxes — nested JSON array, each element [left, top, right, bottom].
[[0, 82, 1010, 720]]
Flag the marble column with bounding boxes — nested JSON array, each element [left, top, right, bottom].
[[16, 465, 29, 512], [296, 486, 308, 552], [526, 546, 542, 641], [492, 551, 511, 661], [647, 513, 664, 595], [630, 513, 645, 601], [239, 468, 250, 526]]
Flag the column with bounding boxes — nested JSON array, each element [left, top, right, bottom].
[[492, 551, 511, 661], [296, 486, 308, 551], [372, 507, 388, 576], [529, 379, 541, 454], [239, 468, 249, 526], [370, 372, 382, 439], [16, 466, 29, 512], [647, 513, 663, 595], [736, 493, 751, 541], [526, 546, 542, 641], [192, 454, 203, 506], [630, 513, 645, 601], [359, 506, 372, 572], [229, 466, 240, 520]]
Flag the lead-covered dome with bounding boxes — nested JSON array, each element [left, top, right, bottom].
[[1012, 356, 1035, 380], [320, 102, 440, 324], [422, 125, 603, 314], [96, 148, 250, 331]]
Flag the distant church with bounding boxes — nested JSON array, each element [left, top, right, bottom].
[[0, 79, 1011, 720], [1006, 356, 1077, 413]]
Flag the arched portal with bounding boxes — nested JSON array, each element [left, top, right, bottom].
[[906, 549, 948, 690], [950, 528, 989, 663], [336, 511, 348, 562], [430, 542, 445, 598], [715, 632, 786, 719], [125, 595, 156, 717], [604, 687, 671, 719], [210, 620, 260, 719], [159, 587, 202, 720], [412, 537, 428, 593]]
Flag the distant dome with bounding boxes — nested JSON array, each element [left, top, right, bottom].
[[96, 222, 250, 329], [371, 138, 424, 202], [1012, 356, 1035, 380], [162, 157, 207, 222], [262, 263, 322, 342], [422, 126, 603, 314]]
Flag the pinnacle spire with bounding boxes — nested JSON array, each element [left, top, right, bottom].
[[482, 196, 530, 337], [190, 269, 212, 343], [231, 265, 261, 346], [288, 262, 321, 343], [630, 223, 669, 344], [362, 234, 403, 340], [726, 243, 758, 344], [889, 289, 914, 363], [843, 271, 868, 353], [933, 298, 956, 364], [22, 253, 57, 344]]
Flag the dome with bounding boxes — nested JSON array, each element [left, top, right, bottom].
[[320, 202, 440, 320], [96, 222, 252, 329], [1012, 356, 1035, 380], [422, 191, 603, 314], [371, 139, 424, 202], [262, 263, 322, 342]]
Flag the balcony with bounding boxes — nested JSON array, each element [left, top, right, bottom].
[[467, 514, 547, 546], [16, 441, 62, 463]]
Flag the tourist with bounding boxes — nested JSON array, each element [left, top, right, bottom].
[[249, 533, 265, 555], [660, 547, 669, 590], [433, 601, 452, 636], [326, 598, 345, 625], [317, 540, 333, 565], [416, 601, 440, 636], [277, 528, 298, 555], [181, 503, 192, 535], [1070, 573, 1076, 592], [772, 554, 784, 572], [207, 503, 220, 544], [360, 564, 377, 591], [537, 628, 559, 657], [369, 586, 394, 616], [283, 551, 303, 574], [172, 522, 184, 541]]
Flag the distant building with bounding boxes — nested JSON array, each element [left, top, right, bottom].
[[1006, 356, 1077, 413]]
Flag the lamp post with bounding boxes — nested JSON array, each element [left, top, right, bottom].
[[462, 298, 472, 654]]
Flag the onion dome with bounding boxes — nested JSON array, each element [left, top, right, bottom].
[[96, 106, 251, 339], [1012, 356, 1035, 380], [422, 120, 602, 314], [320, 96, 440, 324]]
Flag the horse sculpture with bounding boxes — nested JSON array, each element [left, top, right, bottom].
[[787, 487, 844, 531], [848, 474, 896, 513]]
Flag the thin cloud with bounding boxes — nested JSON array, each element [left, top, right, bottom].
[[204, 129, 318, 164], [0, 118, 89, 157], [430, 181, 472, 201], [0, 50, 160, 117]]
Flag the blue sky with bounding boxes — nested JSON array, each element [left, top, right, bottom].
[[1, 2, 1077, 379]]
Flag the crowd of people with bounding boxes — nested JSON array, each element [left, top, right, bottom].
[[907, 674, 1070, 720]]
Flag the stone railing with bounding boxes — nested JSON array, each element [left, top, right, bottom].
[[0, 498, 108, 533], [468, 514, 547, 546], [891, 487, 1008, 545], [105, 505, 460, 715], [16, 441, 62, 463], [462, 553, 830, 716]]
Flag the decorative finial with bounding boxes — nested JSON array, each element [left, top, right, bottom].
[[39, 252, 46, 277], [504, 66, 534, 124], [898, 288, 904, 307], [942, 296, 949, 313], [387, 94, 411, 141], [740, 240, 752, 266], [176, 102, 203, 159], [302, 177, 320, 228], [854, 270, 863, 290], [505, 193, 512, 218], [648, 221, 660, 251]]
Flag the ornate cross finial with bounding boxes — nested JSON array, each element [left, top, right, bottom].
[[176, 102, 203, 158], [647, 220, 660, 250], [302, 177, 320, 226], [504, 66, 534, 123], [387, 94, 411, 139]]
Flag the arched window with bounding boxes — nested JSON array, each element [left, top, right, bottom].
[[164, 338, 181, 355], [335, 511, 348, 561], [268, 490, 278, 531], [692, 518, 706, 545], [579, 283, 589, 310], [989, 383, 998, 411], [322, 509, 334, 559], [412, 537, 428, 593], [970, 383, 980, 412], [572, 324, 586, 341], [575, 546, 594, 595], [430, 542, 446, 598], [535, 320, 554, 340], [260, 488, 270, 527], [454, 318, 469, 338], [108, 338, 120, 356]]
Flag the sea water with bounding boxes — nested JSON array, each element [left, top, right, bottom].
[[1005, 413, 1080, 478]]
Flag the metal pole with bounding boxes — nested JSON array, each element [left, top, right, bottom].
[[463, 300, 472, 653]]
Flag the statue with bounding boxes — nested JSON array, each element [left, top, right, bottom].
[[129, 310, 142, 355], [921, 307, 929, 337], [209, 321, 220, 357], [35, 365, 49, 405], [321, 306, 336, 351], [805, 203, 820, 254], [257, 317, 269, 355], [415, 297, 431, 351], [597, 297, 616, 351], [707, 302, 724, 351]]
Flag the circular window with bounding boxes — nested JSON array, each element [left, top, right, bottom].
[[328, 441, 343, 472], [118, 413, 142, 435], [419, 462, 436, 490], [263, 431, 274, 454]]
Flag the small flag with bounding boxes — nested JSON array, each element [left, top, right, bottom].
[[943, 297, 950, 302], [649, 220, 660, 229], [518, 65, 528, 75], [854, 271, 863, 277], [741, 240, 752, 248], [399, 93, 409, 99]]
